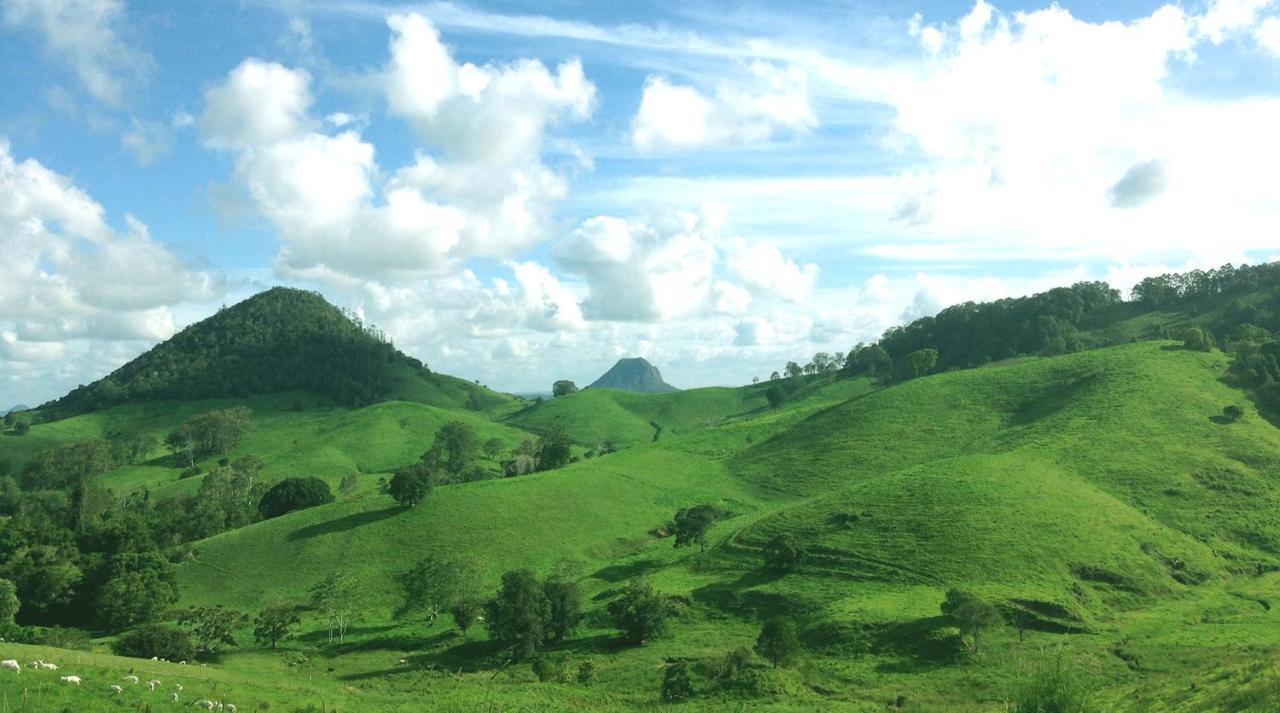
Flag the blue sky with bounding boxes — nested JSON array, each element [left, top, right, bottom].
[[2, 0, 1280, 406]]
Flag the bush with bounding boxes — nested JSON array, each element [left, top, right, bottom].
[[755, 619, 801, 668], [1223, 404, 1245, 422], [763, 533, 807, 572], [259, 476, 335, 518], [532, 654, 570, 683], [577, 660, 596, 687], [34, 622, 92, 650], [660, 661, 694, 703], [1009, 657, 1095, 713], [113, 624, 196, 661], [179, 465, 202, 480], [609, 579, 669, 645], [12, 420, 30, 436]]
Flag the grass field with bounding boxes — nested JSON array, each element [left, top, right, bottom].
[[4, 341, 1280, 711]]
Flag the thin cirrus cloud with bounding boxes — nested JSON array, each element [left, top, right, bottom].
[[0, 0, 148, 106]]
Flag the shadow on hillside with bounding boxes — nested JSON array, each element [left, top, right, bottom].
[[689, 570, 791, 618], [286, 506, 402, 541], [591, 558, 664, 583]]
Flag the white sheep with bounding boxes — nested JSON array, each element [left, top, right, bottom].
[[109, 684, 123, 694], [123, 674, 139, 684], [27, 660, 40, 669], [40, 662, 58, 671], [149, 656, 158, 661], [178, 660, 187, 665], [1, 659, 20, 673], [148, 679, 161, 690], [59, 675, 82, 685], [225, 704, 237, 713], [174, 682, 183, 691], [193, 699, 215, 710], [170, 692, 179, 702]]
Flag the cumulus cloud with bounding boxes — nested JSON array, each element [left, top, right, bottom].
[[632, 62, 816, 151], [202, 59, 314, 149], [202, 15, 596, 283], [0, 0, 147, 105], [556, 212, 720, 321], [836, 1, 1280, 265], [0, 141, 218, 403]]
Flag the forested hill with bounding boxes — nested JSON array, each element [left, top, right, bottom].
[[38, 287, 495, 420], [831, 261, 1280, 408]]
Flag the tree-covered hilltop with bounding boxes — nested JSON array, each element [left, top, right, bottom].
[[40, 288, 430, 419]]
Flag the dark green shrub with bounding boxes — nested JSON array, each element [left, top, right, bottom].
[[660, 661, 694, 703], [113, 624, 196, 661], [259, 476, 334, 518]]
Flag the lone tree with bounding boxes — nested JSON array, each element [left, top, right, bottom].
[[763, 533, 807, 572], [896, 348, 939, 381], [310, 573, 359, 644], [609, 579, 668, 645], [543, 562, 584, 642], [672, 504, 720, 552], [485, 569, 550, 660], [535, 421, 573, 471], [388, 463, 432, 508], [253, 604, 301, 649], [178, 605, 247, 654], [258, 476, 334, 518], [765, 385, 786, 411], [755, 618, 801, 668], [1182, 326, 1213, 352], [426, 421, 478, 479], [398, 552, 484, 631], [1223, 404, 1245, 422], [941, 589, 1003, 654], [552, 380, 579, 397]]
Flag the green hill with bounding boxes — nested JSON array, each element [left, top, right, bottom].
[[130, 341, 1278, 710], [37, 287, 515, 420]]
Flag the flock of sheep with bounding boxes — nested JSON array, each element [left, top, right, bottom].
[[2, 656, 236, 710]]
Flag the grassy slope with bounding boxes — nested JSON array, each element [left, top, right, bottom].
[[505, 375, 873, 447], [6, 341, 1280, 711], [3, 381, 526, 499]]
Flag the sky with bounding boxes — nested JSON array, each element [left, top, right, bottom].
[[2, 0, 1280, 406]]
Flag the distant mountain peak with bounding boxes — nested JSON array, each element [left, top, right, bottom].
[[587, 357, 678, 393]]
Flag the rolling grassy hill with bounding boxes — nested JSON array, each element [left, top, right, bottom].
[[5, 331, 1280, 709], [6, 340, 1261, 711]]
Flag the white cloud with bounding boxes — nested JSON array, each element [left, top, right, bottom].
[[1199, 0, 1275, 43], [0, 0, 146, 106], [556, 212, 720, 321], [632, 61, 816, 151], [202, 15, 596, 284], [201, 59, 314, 149], [0, 141, 219, 404], [1256, 16, 1280, 53], [723, 237, 818, 302]]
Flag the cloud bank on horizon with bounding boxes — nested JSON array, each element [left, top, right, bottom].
[[1, 0, 1279, 405]]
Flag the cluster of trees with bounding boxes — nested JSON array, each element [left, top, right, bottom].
[[1131, 262, 1280, 307], [0, 437, 277, 633], [165, 407, 252, 468], [41, 287, 423, 419]]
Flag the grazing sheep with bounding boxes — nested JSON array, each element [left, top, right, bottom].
[[109, 684, 123, 694], [40, 662, 58, 671], [27, 660, 40, 669], [149, 656, 158, 661], [123, 674, 139, 684], [178, 660, 187, 665], [225, 705, 237, 713], [193, 699, 215, 710], [148, 679, 161, 690], [59, 675, 82, 685], [170, 692, 179, 702], [1, 659, 20, 673], [174, 683, 183, 691]]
